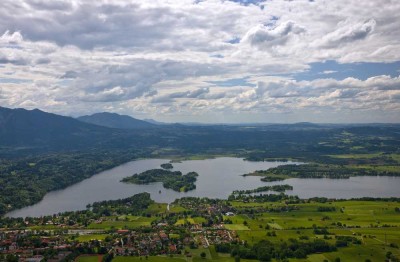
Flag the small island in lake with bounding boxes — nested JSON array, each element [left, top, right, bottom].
[[231, 184, 293, 195], [160, 163, 173, 169], [242, 170, 289, 182], [121, 169, 198, 192]]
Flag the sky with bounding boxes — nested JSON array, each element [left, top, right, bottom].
[[0, 0, 400, 123]]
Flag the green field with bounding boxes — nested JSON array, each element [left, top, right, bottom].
[[88, 216, 154, 230], [223, 224, 250, 231], [77, 255, 101, 262], [224, 200, 400, 261], [327, 153, 384, 159], [176, 217, 206, 225], [146, 203, 187, 214], [146, 203, 169, 214], [76, 234, 110, 242], [350, 164, 400, 172], [112, 246, 258, 262], [113, 256, 186, 262], [127, 199, 400, 262]]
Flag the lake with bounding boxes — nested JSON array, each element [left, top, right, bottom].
[[6, 157, 400, 217]]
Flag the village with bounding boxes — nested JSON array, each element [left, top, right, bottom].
[[1, 193, 400, 262], [0, 197, 240, 262], [0, 222, 238, 262]]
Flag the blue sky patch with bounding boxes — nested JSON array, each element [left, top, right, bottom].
[[208, 77, 256, 87], [263, 16, 279, 27], [57, 79, 74, 86], [228, 0, 265, 6], [210, 54, 224, 58], [227, 37, 241, 44], [0, 78, 32, 84], [293, 60, 400, 81]]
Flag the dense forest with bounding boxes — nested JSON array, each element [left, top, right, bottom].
[[89, 192, 154, 216], [0, 149, 143, 215]]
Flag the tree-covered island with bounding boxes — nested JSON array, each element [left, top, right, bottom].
[[121, 169, 198, 192], [231, 184, 293, 195], [160, 163, 173, 169]]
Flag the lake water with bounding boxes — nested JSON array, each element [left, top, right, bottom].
[[6, 157, 400, 217]]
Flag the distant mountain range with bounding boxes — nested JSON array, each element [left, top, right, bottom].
[[77, 112, 155, 129], [0, 107, 178, 157], [143, 119, 169, 125], [0, 106, 117, 149], [1, 106, 399, 158]]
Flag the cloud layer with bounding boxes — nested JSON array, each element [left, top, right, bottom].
[[0, 0, 399, 123]]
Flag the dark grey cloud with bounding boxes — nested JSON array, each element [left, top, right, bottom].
[[187, 87, 210, 98], [330, 88, 361, 99], [27, 0, 73, 11], [0, 50, 28, 65], [151, 87, 210, 103], [61, 70, 78, 79], [0, 3, 179, 50], [317, 19, 376, 48], [66, 59, 220, 103], [0, 1, 229, 52], [34, 57, 51, 65]]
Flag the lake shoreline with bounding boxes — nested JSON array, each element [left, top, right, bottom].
[[6, 157, 400, 218]]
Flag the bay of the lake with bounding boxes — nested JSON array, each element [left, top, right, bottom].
[[6, 157, 400, 217]]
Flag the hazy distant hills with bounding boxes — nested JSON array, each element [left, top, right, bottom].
[[143, 119, 169, 125], [0, 106, 116, 149], [0, 107, 168, 157], [1, 106, 399, 159], [77, 112, 155, 129]]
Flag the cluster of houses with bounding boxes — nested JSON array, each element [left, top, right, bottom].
[[0, 218, 239, 261], [0, 199, 242, 261], [111, 222, 238, 258], [112, 229, 180, 257], [204, 227, 237, 246], [0, 230, 72, 262]]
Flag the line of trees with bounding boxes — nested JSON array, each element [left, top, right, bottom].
[[216, 238, 337, 261]]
